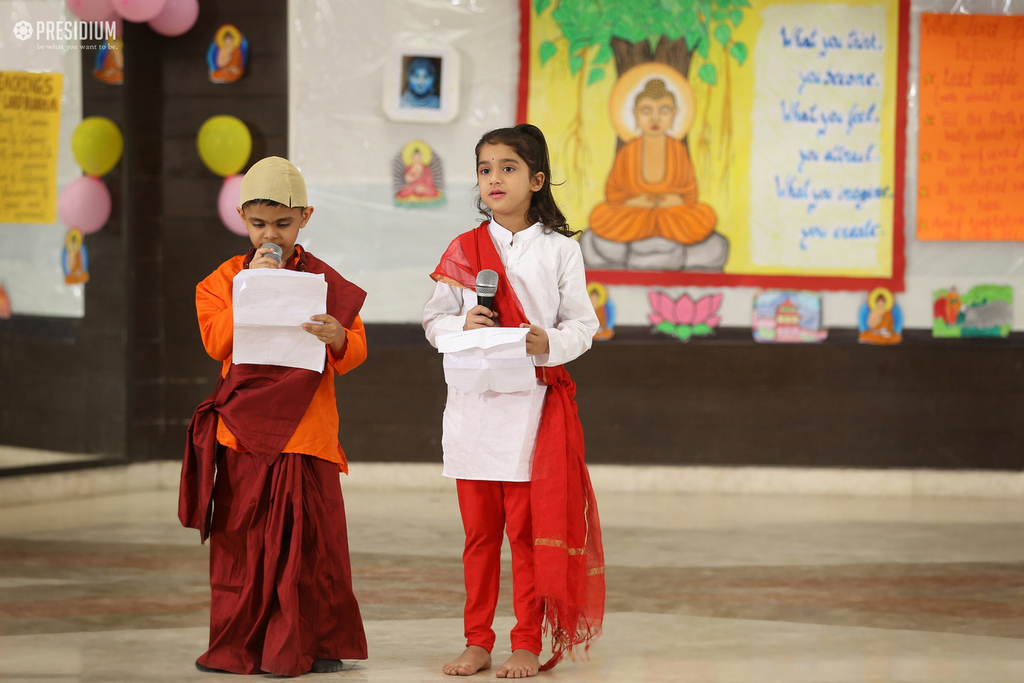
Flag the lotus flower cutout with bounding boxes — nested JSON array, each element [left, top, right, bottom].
[[647, 291, 722, 341]]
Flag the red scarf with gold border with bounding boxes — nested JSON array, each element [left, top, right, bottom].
[[431, 222, 604, 670]]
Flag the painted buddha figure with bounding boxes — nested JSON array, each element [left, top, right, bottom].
[[209, 25, 246, 84], [589, 78, 717, 246], [582, 72, 729, 271], [858, 288, 902, 345]]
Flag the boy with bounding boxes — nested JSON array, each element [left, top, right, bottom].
[[179, 156, 368, 677]]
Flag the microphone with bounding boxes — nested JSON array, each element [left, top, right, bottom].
[[475, 269, 499, 326], [260, 242, 282, 264]]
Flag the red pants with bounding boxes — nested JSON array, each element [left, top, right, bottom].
[[198, 449, 368, 677], [457, 479, 543, 654]]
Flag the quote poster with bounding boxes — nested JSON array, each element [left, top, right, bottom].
[[917, 14, 1024, 242], [0, 71, 63, 225], [520, 0, 908, 290]]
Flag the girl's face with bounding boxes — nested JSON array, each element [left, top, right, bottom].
[[477, 142, 544, 228]]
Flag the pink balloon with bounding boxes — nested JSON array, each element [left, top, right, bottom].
[[58, 176, 112, 235], [148, 0, 198, 36], [112, 0, 166, 23], [218, 175, 247, 236], [66, 0, 116, 22]]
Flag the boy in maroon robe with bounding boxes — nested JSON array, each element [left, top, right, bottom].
[[179, 157, 369, 676]]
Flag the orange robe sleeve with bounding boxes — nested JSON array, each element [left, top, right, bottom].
[[195, 255, 366, 472], [588, 137, 717, 245]]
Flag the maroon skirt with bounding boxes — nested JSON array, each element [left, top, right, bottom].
[[197, 448, 367, 676]]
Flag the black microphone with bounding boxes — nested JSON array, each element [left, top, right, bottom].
[[260, 242, 282, 264], [475, 269, 499, 326]]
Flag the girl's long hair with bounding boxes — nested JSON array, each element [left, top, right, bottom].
[[474, 124, 578, 237]]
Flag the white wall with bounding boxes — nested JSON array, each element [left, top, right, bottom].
[[291, 0, 1024, 328], [0, 0, 83, 317]]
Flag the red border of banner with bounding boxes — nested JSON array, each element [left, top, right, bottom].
[[516, 0, 909, 292]]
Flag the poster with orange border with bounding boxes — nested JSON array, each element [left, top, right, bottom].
[[917, 14, 1024, 242], [518, 0, 908, 290]]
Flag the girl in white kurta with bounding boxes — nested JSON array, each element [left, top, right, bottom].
[[423, 124, 600, 679]]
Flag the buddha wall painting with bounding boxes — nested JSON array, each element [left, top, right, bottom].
[[522, 0, 906, 290], [581, 65, 729, 272]]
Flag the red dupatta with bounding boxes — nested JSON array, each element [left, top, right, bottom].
[[431, 222, 605, 670]]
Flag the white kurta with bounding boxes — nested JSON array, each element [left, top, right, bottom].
[[423, 221, 600, 481]]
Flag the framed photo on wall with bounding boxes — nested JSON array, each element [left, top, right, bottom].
[[382, 45, 460, 123]]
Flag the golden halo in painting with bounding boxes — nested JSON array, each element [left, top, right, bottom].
[[868, 287, 894, 312], [608, 63, 697, 142], [401, 139, 434, 166], [587, 282, 608, 306]]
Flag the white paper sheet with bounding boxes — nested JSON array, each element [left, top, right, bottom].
[[232, 269, 328, 372], [436, 327, 536, 394]]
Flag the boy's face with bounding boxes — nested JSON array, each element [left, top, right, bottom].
[[237, 203, 314, 263]]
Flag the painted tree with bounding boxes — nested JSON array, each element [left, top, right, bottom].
[[534, 0, 751, 188]]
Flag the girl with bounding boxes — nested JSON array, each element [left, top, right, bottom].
[[423, 124, 605, 678]]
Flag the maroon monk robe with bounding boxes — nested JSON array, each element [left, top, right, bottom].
[[180, 245, 368, 676]]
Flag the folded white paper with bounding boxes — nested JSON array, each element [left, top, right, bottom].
[[436, 327, 537, 394], [232, 269, 328, 372]]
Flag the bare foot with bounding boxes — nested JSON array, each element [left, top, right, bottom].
[[443, 645, 491, 676], [495, 649, 540, 678]]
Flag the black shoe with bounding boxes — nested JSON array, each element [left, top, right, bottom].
[[309, 659, 345, 673], [195, 660, 228, 673]]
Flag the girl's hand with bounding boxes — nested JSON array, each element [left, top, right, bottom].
[[249, 246, 283, 269], [304, 314, 347, 353], [520, 323, 549, 355], [464, 305, 496, 330]]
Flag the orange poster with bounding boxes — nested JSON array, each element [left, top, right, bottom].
[[917, 14, 1024, 241]]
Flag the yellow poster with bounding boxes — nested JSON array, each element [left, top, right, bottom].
[[522, 0, 907, 289], [0, 71, 63, 224]]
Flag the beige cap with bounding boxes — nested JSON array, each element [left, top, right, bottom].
[[239, 156, 307, 207]]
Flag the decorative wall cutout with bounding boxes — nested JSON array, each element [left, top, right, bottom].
[[392, 140, 444, 208], [588, 282, 615, 340], [858, 287, 902, 345], [752, 290, 827, 343], [933, 285, 1012, 338], [648, 291, 722, 342]]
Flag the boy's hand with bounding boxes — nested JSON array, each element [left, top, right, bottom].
[[520, 323, 549, 355], [249, 246, 283, 269], [464, 305, 496, 330], [304, 315, 347, 353]]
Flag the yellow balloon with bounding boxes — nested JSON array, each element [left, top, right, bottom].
[[71, 116, 123, 177], [197, 115, 252, 177]]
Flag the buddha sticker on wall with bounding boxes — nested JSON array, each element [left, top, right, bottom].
[[392, 140, 444, 208], [858, 287, 902, 345], [0, 283, 10, 319], [580, 64, 730, 273], [208, 24, 248, 84], [587, 282, 616, 341], [62, 228, 89, 285], [93, 38, 123, 85]]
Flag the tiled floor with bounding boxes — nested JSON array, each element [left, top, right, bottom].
[[0, 484, 1022, 681]]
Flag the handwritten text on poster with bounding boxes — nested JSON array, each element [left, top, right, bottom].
[[0, 71, 63, 224], [917, 14, 1024, 241]]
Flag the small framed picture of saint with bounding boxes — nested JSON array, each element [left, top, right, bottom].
[[382, 46, 460, 123]]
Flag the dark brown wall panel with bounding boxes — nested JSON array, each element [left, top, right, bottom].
[[2, 2, 1022, 475]]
